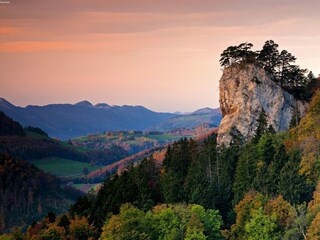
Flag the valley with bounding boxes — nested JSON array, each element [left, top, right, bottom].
[[0, 102, 220, 192], [0, 105, 219, 233]]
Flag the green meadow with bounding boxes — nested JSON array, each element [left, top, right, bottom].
[[30, 157, 102, 177]]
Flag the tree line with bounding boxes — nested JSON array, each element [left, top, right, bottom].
[[219, 40, 319, 101]]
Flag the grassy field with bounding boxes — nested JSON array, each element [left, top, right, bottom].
[[30, 157, 102, 177]]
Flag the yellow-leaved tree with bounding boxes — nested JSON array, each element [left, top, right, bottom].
[[296, 90, 320, 183]]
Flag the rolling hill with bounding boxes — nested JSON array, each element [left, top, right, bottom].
[[0, 111, 128, 178]]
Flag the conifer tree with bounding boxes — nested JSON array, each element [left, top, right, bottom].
[[276, 50, 297, 86], [257, 40, 279, 73], [253, 108, 268, 143], [220, 42, 255, 67], [278, 151, 309, 204], [233, 144, 258, 204]]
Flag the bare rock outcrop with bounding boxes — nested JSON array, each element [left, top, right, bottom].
[[217, 64, 308, 146]]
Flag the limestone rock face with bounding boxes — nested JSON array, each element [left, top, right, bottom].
[[217, 64, 307, 146]]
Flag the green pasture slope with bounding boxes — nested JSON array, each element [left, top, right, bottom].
[[30, 157, 102, 177]]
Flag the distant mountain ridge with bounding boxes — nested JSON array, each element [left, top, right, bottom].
[[0, 98, 15, 109], [147, 107, 222, 132], [0, 98, 177, 139], [192, 107, 221, 115]]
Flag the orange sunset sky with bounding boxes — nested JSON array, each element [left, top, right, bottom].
[[1, 0, 320, 112]]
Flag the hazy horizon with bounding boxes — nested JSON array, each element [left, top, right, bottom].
[[1, 96, 220, 114], [1, 0, 320, 112]]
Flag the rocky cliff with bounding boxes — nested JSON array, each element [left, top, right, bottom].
[[217, 64, 308, 146]]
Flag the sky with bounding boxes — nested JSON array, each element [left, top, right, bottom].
[[1, 0, 320, 112]]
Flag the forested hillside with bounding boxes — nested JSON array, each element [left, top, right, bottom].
[[0, 110, 128, 168], [0, 113, 85, 232], [0, 154, 82, 232], [0, 136, 128, 166], [0, 111, 24, 137]]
